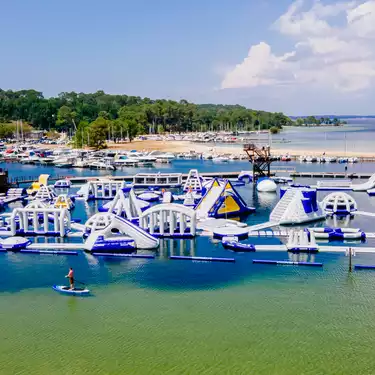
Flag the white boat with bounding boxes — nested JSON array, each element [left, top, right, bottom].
[[320, 157, 331, 163], [89, 161, 116, 170], [202, 153, 213, 160], [155, 158, 171, 164], [56, 162, 73, 168], [229, 154, 240, 160], [114, 156, 139, 167], [213, 156, 229, 162], [148, 151, 175, 160], [53, 156, 75, 166], [116, 159, 139, 167], [130, 155, 156, 166], [183, 152, 199, 159], [73, 159, 89, 168], [39, 157, 55, 165]]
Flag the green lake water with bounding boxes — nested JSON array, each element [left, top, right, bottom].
[[2, 255, 375, 375]]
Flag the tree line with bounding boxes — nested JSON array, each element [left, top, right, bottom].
[[294, 116, 346, 126], [0, 89, 292, 148]]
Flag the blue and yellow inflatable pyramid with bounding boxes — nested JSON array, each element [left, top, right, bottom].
[[202, 179, 255, 218]]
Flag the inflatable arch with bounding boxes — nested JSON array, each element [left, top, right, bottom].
[[139, 203, 197, 238], [11, 206, 71, 237]]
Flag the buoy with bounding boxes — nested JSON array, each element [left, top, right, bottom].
[[257, 179, 277, 193], [19, 249, 78, 255], [92, 253, 155, 259], [253, 259, 322, 267], [170, 255, 235, 263]]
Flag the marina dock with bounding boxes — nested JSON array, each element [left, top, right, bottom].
[[9, 170, 375, 186]]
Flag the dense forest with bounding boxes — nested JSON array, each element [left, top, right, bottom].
[[293, 116, 345, 126], [0, 89, 292, 148]]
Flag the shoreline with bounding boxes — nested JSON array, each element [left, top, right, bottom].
[[103, 140, 375, 159], [21, 140, 375, 159]]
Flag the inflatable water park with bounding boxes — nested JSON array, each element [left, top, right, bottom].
[[3, 167, 375, 296]]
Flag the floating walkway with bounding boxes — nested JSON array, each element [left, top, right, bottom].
[[248, 229, 375, 239], [19, 249, 78, 255], [319, 246, 375, 253], [290, 172, 372, 179], [354, 211, 375, 218], [253, 259, 323, 267], [247, 221, 279, 232], [355, 264, 375, 270], [27, 243, 84, 250], [170, 255, 235, 263], [248, 230, 288, 237], [10, 171, 375, 188], [92, 252, 155, 259]]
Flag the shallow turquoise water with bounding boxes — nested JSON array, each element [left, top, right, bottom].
[[2, 161, 375, 374]]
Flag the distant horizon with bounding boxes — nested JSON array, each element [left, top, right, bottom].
[[289, 115, 375, 119]]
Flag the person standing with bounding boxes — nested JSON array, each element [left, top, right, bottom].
[[65, 267, 74, 290]]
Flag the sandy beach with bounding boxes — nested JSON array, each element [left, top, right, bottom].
[[102, 140, 375, 158], [33, 139, 375, 158]]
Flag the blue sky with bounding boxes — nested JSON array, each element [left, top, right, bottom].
[[1, 0, 375, 115]]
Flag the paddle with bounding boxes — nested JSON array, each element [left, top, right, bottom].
[[73, 279, 86, 286], [65, 276, 86, 286]]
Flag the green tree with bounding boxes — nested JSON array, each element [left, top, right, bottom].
[[305, 116, 318, 125], [89, 117, 108, 150], [0, 89, 295, 134], [295, 118, 304, 126], [73, 120, 90, 147], [333, 117, 340, 126], [56, 106, 77, 131]]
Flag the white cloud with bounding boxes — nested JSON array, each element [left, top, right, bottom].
[[221, 0, 375, 93], [221, 42, 296, 89], [347, 0, 375, 37], [275, 0, 334, 36]]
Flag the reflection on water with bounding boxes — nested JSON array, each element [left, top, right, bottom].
[[159, 238, 197, 258]]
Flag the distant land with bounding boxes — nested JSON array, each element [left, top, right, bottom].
[[290, 115, 375, 119]]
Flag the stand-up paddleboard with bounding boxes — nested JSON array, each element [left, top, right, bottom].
[[52, 285, 90, 296]]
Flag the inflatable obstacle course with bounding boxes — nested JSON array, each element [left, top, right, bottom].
[[270, 187, 325, 225], [195, 179, 254, 219]]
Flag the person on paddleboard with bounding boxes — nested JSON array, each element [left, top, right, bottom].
[[65, 267, 74, 290]]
